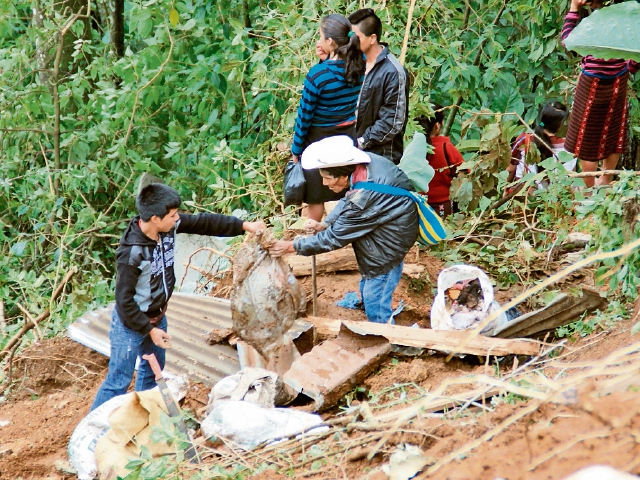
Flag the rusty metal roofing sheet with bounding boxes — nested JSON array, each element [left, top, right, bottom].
[[283, 325, 390, 411], [67, 293, 241, 386]]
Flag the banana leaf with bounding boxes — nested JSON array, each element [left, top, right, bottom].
[[398, 132, 434, 194], [564, 1, 640, 63]]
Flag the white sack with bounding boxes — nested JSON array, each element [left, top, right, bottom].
[[430, 265, 508, 336], [201, 400, 325, 450]]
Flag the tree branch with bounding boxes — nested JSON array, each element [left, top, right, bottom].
[[0, 267, 77, 362]]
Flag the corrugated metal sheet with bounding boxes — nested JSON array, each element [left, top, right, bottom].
[[67, 293, 241, 385]]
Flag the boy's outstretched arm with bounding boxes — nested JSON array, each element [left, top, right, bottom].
[[242, 220, 266, 233]]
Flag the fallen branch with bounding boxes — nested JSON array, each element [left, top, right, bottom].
[[0, 267, 77, 362]]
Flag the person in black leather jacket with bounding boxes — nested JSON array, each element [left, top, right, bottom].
[[349, 8, 409, 164], [269, 136, 418, 323]]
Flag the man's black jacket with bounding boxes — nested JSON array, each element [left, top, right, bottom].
[[356, 46, 409, 164], [293, 153, 418, 279]]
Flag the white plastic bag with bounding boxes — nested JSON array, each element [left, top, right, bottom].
[[430, 265, 508, 336], [201, 400, 326, 450], [206, 367, 278, 415]]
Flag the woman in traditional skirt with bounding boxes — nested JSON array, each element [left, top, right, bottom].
[[290, 14, 365, 221], [562, 0, 640, 187]]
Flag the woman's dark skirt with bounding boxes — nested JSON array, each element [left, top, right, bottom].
[[301, 123, 356, 204], [565, 71, 629, 162]]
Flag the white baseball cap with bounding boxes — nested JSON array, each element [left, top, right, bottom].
[[301, 135, 371, 170]]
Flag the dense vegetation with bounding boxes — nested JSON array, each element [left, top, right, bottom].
[[0, 0, 639, 352]]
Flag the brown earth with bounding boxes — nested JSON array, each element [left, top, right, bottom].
[[0, 249, 636, 480]]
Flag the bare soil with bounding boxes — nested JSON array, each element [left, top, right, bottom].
[[0, 249, 636, 480]]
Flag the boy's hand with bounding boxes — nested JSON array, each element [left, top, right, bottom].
[[243, 221, 266, 233], [269, 240, 295, 257], [303, 219, 327, 234], [149, 327, 172, 349]]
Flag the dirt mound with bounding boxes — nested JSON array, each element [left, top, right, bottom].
[[6, 336, 108, 401], [0, 337, 108, 479]]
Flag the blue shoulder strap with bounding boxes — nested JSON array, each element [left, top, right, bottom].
[[353, 182, 412, 198]]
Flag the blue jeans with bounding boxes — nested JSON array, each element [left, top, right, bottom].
[[91, 309, 167, 411], [359, 262, 404, 324]]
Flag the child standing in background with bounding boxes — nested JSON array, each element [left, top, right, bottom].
[[416, 105, 465, 218], [506, 102, 572, 190]]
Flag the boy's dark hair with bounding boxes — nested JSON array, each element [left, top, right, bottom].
[[348, 8, 382, 40], [534, 101, 568, 160], [136, 183, 182, 221], [319, 164, 357, 179], [321, 14, 365, 86], [415, 103, 445, 136]]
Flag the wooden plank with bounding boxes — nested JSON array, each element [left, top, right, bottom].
[[285, 247, 358, 277], [303, 316, 342, 336], [301, 318, 540, 356], [342, 321, 540, 356]]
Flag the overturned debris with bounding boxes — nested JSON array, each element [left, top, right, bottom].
[[284, 325, 391, 411], [494, 288, 607, 339]]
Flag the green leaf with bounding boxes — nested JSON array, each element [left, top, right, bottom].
[[139, 18, 154, 38], [398, 132, 433, 193], [180, 18, 197, 31], [564, 2, 640, 62], [169, 8, 179, 27], [10, 241, 28, 256]]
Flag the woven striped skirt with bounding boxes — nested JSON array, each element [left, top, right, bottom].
[[565, 71, 629, 162]]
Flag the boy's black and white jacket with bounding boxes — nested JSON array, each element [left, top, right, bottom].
[[114, 213, 244, 335]]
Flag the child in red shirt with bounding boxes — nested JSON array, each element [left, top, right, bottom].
[[416, 105, 465, 217]]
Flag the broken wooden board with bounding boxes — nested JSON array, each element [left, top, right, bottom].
[[303, 317, 540, 356], [285, 247, 358, 277], [283, 325, 390, 411], [494, 289, 607, 339]]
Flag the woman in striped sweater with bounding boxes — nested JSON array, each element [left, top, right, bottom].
[[291, 14, 365, 221], [562, 0, 640, 187]]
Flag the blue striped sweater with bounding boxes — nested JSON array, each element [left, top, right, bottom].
[[291, 59, 363, 156]]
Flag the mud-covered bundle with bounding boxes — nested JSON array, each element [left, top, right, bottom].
[[230, 230, 306, 361]]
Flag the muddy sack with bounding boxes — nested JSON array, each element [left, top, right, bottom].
[[230, 231, 306, 361]]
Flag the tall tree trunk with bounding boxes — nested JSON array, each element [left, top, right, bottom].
[[111, 0, 124, 57], [32, 0, 51, 90]]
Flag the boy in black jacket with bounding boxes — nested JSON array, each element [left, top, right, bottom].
[[91, 183, 265, 410]]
